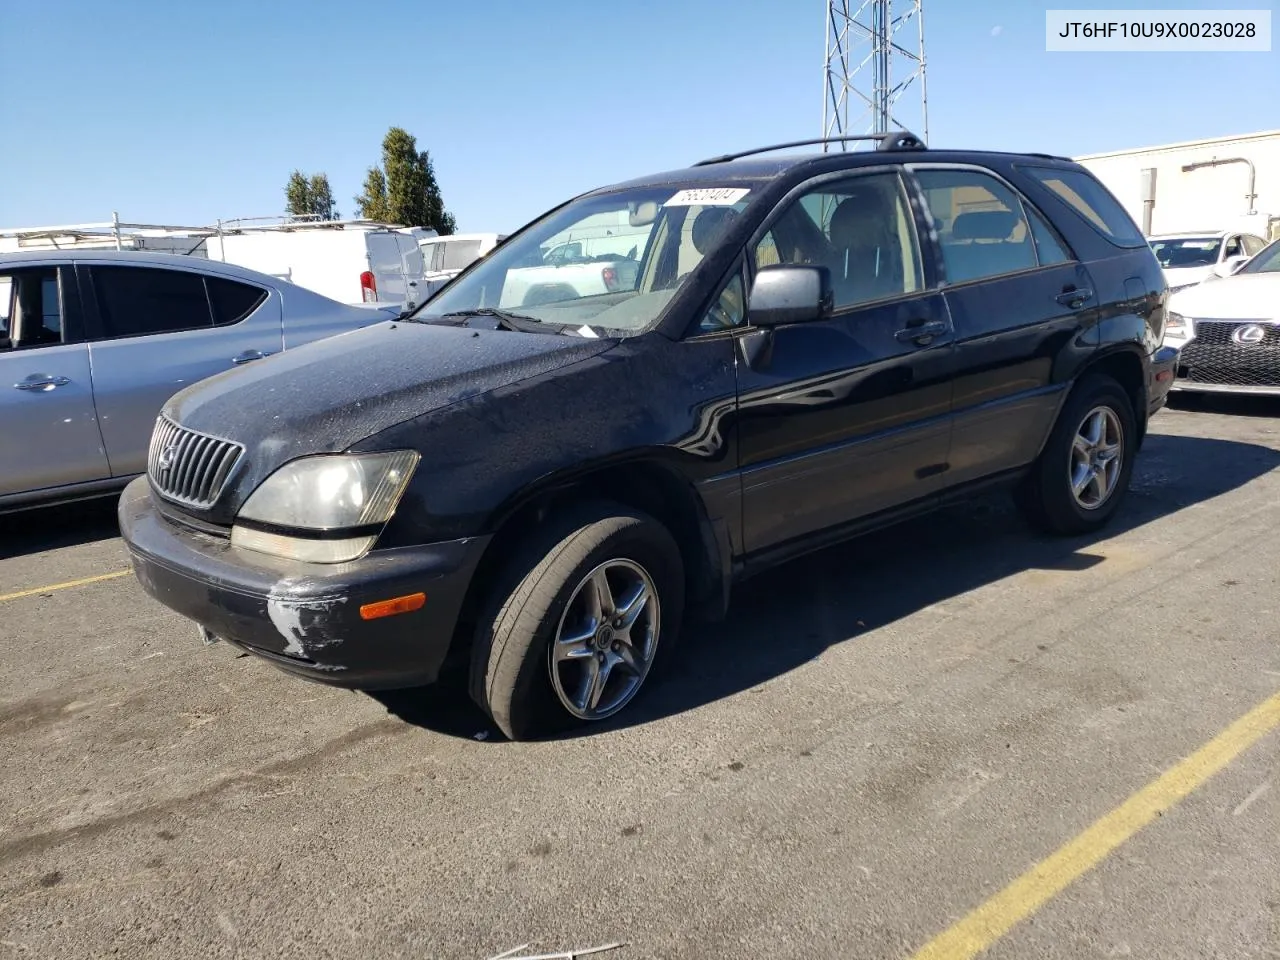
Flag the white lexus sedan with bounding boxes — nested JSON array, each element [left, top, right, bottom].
[[1150, 230, 1268, 295], [1163, 237, 1280, 395]]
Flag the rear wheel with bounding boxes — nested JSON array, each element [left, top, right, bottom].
[[470, 502, 684, 741], [1017, 373, 1136, 535]]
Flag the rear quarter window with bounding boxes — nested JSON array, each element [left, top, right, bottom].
[[1020, 166, 1147, 247], [207, 276, 268, 326]]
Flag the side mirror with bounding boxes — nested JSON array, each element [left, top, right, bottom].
[[749, 265, 833, 327], [1212, 256, 1249, 279]]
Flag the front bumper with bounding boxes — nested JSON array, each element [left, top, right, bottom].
[[1170, 379, 1280, 396], [118, 476, 490, 690], [1170, 322, 1280, 394]]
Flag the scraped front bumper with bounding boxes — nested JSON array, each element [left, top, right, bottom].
[[117, 476, 489, 690]]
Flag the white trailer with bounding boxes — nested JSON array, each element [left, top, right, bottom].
[[1074, 129, 1280, 240]]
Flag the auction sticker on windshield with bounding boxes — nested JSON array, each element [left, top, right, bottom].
[[665, 187, 751, 206]]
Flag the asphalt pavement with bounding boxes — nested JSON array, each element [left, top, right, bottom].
[[1, 394, 1278, 960]]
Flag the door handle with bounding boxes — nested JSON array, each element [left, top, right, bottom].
[[14, 375, 71, 391], [1055, 287, 1094, 309], [231, 350, 270, 365], [895, 319, 949, 345]]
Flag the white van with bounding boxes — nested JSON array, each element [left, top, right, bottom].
[[419, 232, 506, 297], [206, 221, 435, 310]]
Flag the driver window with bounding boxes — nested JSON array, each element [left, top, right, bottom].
[[752, 172, 923, 311], [1223, 236, 1243, 259], [699, 272, 745, 332]]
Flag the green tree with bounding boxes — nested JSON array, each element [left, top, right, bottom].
[[355, 167, 391, 223], [284, 170, 338, 220], [307, 173, 338, 220], [354, 127, 455, 233], [284, 170, 312, 220]]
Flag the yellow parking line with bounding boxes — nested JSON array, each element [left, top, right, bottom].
[[0, 569, 132, 603], [911, 688, 1280, 960]]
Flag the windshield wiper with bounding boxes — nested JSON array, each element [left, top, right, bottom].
[[437, 308, 547, 333]]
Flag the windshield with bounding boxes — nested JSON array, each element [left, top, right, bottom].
[[1149, 237, 1222, 269], [1237, 238, 1280, 275], [410, 184, 759, 335]]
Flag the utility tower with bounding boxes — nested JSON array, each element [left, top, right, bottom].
[[823, 0, 928, 149]]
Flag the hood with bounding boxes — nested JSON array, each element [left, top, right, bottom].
[[1168, 272, 1280, 321], [1162, 265, 1214, 290], [162, 320, 613, 515]]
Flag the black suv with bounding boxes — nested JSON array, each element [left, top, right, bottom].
[[120, 132, 1178, 740]]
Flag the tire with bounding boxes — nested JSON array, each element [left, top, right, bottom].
[[1016, 373, 1137, 536], [469, 501, 685, 741]]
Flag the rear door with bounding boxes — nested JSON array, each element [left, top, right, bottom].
[[83, 263, 282, 478], [366, 233, 407, 305], [397, 235, 427, 308], [908, 163, 1098, 485], [734, 168, 957, 555], [0, 263, 109, 496]]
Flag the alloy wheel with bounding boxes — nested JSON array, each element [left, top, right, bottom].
[[548, 559, 661, 720]]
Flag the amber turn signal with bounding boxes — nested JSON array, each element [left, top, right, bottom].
[[359, 592, 426, 620]]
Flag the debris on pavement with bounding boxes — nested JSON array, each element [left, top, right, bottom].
[[487, 941, 627, 959]]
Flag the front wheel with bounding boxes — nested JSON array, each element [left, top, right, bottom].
[[1017, 373, 1137, 536], [470, 503, 684, 741]]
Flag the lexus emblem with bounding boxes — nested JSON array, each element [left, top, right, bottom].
[[1232, 324, 1267, 344], [156, 444, 178, 472]]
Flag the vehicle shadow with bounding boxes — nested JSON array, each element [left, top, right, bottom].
[[1166, 391, 1280, 420], [374, 431, 1280, 742], [0, 496, 122, 560]]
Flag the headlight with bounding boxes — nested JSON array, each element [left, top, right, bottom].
[[1164, 311, 1193, 343], [231, 451, 419, 563]]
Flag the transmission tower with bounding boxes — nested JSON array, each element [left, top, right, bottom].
[[823, 0, 928, 149]]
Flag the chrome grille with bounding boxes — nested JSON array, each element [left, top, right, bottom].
[[146, 416, 244, 509], [1179, 321, 1280, 388]]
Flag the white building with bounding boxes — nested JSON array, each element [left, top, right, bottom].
[[1075, 130, 1280, 241]]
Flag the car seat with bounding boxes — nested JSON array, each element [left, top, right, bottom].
[[827, 187, 904, 304]]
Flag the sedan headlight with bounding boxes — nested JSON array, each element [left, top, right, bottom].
[[1164, 311, 1194, 344], [231, 451, 419, 563]]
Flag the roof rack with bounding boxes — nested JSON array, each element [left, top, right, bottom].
[[693, 130, 926, 166], [0, 211, 429, 253]]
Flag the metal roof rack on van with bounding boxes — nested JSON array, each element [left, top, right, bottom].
[[693, 130, 926, 166], [0, 217, 215, 244], [213, 215, 423, 234], [0, 212, 434, 252]]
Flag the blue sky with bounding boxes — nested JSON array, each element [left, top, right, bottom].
[[1, 0, 1274, 234]]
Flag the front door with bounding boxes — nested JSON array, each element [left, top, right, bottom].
[[82, 263, 282, 478], [0, 264, 109, 497], [735, 169, 956, 556]]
